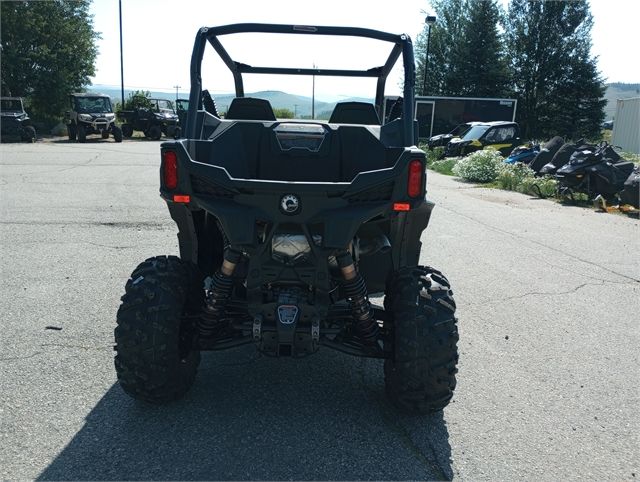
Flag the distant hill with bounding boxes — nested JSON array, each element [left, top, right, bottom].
[[87, 85, 372, 119], [604, 83, 640, 120]]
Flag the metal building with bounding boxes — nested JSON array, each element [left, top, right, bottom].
[[612, 97, 640, 154]]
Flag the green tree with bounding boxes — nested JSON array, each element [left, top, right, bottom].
[[504, 0, 606, 139], [122, 90, 154, 111], [415, 0, 508, 97], [415, 0, 468, 96], [453, 0, 509, 97], [1, 0, 100, 123], [273, 107, 294, 119]]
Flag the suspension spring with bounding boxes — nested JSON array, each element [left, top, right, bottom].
[[336, 251, 379, 345], [200, 247, 242, 338]]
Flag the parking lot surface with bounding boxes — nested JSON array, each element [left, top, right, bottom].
[[1, 139, 638, 480]]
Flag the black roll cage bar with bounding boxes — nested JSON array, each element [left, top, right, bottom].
[[187, 23, 416, 146]]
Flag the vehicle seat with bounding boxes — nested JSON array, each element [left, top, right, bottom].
[[225, 97, 276, 121], [329, 102, 380, 125]]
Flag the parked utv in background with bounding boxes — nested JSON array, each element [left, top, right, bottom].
[[445, 121, 521, 157], [65, 93, 122, 143], [427, 121, 480, 149], [118, 98, 180, 140], [0, 97, 36, 143], [114, 23, 459, 414]]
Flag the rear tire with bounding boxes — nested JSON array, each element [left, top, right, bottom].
[[101, 129, 110, 139], [149, 125, 162, 140], [112, 125, 123, 143], [23, 126, 36, 143], [384, 266, 459, 414], [76, 124, 86, 143], [68, 124, 76, 141], [115, 255, 202, 403], [122, 123, 133, 138]]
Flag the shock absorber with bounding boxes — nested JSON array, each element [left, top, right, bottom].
[[200, 247, 243, 338], [335, 250, 379, 345]]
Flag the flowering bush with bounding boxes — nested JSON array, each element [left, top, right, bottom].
[[496, 162, 535, 191], [452, 149, 504, 183], [497, 162, 558, 197]]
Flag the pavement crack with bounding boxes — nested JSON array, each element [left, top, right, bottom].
[[439, 204, 640, 284], [0, 351, 43, 362], [357, 359, 451, 481]]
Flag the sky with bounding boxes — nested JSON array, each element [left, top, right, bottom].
[[88, 0, 640, 101]]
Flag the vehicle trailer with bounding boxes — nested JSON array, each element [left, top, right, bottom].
[[114, 23, 459, 414], [384, 95, 517, 141]]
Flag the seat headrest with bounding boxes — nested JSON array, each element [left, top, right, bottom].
[[226, 97, 276, 121], [329, 101, 380, 125]]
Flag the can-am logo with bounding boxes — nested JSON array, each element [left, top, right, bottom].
[[280, 194, 300, 214]]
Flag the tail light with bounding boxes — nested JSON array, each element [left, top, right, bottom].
[[162, 150, 178, 189], [407, 159, 424, 198]]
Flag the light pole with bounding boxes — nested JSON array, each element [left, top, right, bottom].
[[173, 85, 181, 102], [422, 15, 436, 97], [119, 0, 124, 107]]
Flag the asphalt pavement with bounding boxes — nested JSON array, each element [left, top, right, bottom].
[[0, 138, 638, 481]]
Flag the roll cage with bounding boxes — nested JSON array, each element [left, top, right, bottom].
[[186, 23, 417, 146]]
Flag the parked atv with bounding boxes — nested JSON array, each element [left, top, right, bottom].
[[118, 98, 180, 140], [444, 121, 521, 157], [114, 23, 459, 414], [65, 93, 122, 143], [0, 97, 36, 143], [555, 142, 634, 201]]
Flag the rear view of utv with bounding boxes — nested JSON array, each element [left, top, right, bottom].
[[115, 24, 459, 414]]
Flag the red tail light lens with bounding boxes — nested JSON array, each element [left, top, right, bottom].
[[407, 159, 423, 198], [162, 150, 178, 189]]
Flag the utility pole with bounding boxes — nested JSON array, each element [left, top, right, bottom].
[[119, 0, 125, 108], [294, 104, 298, 118], [173, 85, 181, 102], [311, 63, 316, 120]]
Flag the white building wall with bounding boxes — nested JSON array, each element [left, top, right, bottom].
[[612, 97, 640, 154]]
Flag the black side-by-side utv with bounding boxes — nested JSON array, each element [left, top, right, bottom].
[[0, 97, 36, 143], [115, 23, 459, 414]]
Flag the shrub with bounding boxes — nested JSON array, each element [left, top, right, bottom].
[[426, 146, 445, 166], [520, 175, 558, 198], [496, 162, 535, 191], [496, 162, 558, 197], [430, 157, 459, 176], [453, 149, 504, 183]]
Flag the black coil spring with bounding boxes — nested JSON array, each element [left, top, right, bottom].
[[342, 274, 379, 344], [200, 271, 234, 338]]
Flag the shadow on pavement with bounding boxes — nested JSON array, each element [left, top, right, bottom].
[[38, 347, 452, 481]]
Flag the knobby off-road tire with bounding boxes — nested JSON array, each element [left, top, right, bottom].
[[112, 125, 123, 143], [101, 129, 110, 139], [115, 255, 202, 403], [384, 266, 459, 414], [149, 125, 162, 140], [76, 124, 86, 143], [121, 123, 134, 138], [23, 126, 36, 143]]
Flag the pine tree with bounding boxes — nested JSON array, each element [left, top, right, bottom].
[[504, 0, 605, 140], [455, 0, 509, 97]]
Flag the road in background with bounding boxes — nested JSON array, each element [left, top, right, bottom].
[[1, 140, 638, 480]]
